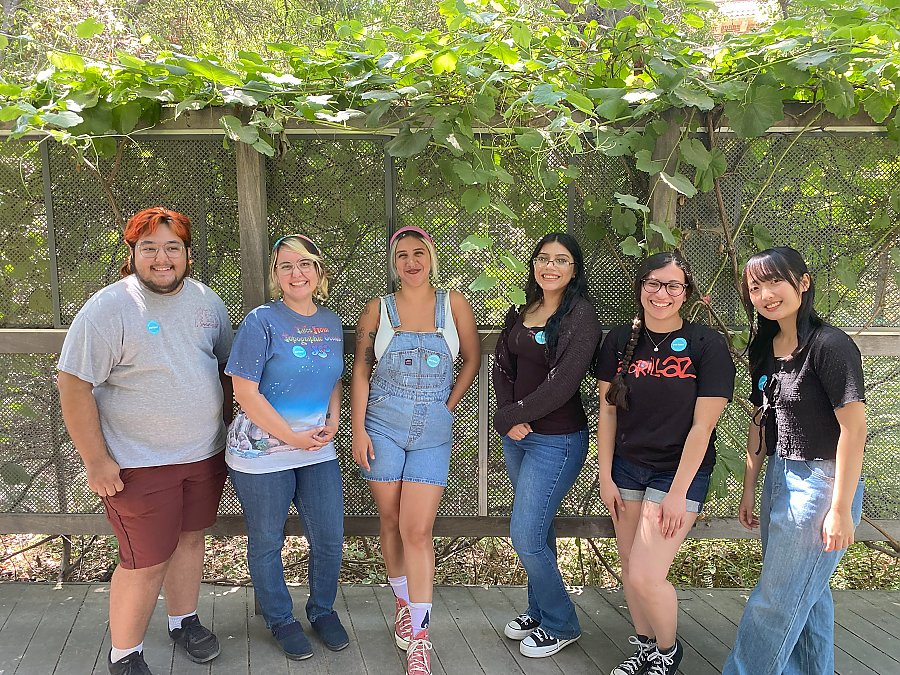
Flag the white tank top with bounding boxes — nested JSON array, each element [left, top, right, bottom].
[[374, 290, 460, 361]]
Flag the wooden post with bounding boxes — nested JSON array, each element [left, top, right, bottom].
[[235, 134, 269, 314], [648, 108, 682, 250]]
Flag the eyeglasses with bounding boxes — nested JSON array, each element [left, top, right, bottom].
[[276, 259, 317, 275], [533, 256, 574, 268], [135, 243, 185, 258], [641, 278, 689, 296]]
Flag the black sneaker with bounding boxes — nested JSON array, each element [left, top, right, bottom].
[[611, 634, 656, 675], [645, 639, 684, 675], [108, 650, 152, 675], [504, 613, 540, 640], [168, 614, 221, 663], [272, 619, 314, 660], [519, 627, 580, 658], [311, 611, 350, 651]]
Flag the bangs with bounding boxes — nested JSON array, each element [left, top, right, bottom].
[[744, 252, 800, 288]]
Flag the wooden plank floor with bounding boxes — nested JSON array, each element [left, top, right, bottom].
[[0, 583, 897, 674]]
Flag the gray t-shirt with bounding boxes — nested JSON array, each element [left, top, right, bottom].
[[58, 276, 233, 468]]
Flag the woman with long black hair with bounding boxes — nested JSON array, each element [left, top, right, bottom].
[[724, 247, 866, 675], [596, 251, 735, 675], [493, 232, 602, 659]]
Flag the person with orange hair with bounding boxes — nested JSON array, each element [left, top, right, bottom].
[[58, 207, 233, 675]]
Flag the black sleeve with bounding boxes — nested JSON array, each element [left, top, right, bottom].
[[594, 326, 625, 382], [813, 328, 866, 409], [695, 327, 736, 400], [491, 306, 519, 411]]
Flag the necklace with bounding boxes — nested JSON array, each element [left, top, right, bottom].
[[645, 328, 674, 352]]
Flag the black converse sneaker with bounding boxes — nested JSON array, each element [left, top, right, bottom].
[[519, 627, 580, 658], [645, 639, 684, 675], [504, 613, 540, 640], [612, 635, 657, 675]]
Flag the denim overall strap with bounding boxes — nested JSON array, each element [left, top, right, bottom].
[[384, 293, 401, 329], [434, 289, 446, 333]]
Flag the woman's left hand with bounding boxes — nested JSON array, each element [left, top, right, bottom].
[[658, 493, 687, 539], [314, 424, 338, 444], [823, 507, 855, 552]]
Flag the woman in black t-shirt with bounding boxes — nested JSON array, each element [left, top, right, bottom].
[[723, 247, 865, 675], [595, 252, 735, 675], [492, 232, 602, 660]]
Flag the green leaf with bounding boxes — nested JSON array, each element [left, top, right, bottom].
[[385, 128, 431, 158], [649, 221, 678, 246], [219, 115, 259, 144], [635, 149, 665, 176], [724, 85, 784, 138], [752, 223, 774, 250], [611, 206, 637, 236], [361, 90, 400, 101], [615, 192, 650, 214], [452, 160, 478, 184], [432, 51, 458, 75], [679, 138, 711, 170], [565, 90, 595, 114], [471, 92, 495, 123], [869, 209, 891, 231], [490, 201, 519, 221], [791, 50, 836, 69], [75, 17, 104, 39], [682, 12, 705, 28], [113, 101, 142, 134], [769, 62, 810, 87], [620, 236, 642, 257], [461, 187, 490, 213], [659, 171, 697, 198], [0, 463, 30, 485], [509, 287, 527, 306], [174, 98, 204, 117], [499, 253, 527, 273], [252, 138, 275, 157], [460, 234, 494, 251], [835, 256, 858, 289], [695, 148, 727, 192], [468, 272, 498, 292], [671, 86, 714, 111], [862, 90, 896, 124], [516, 129, 545, 152], [48, 51, 85, 72], [531, 84, 564, 106], [41, 111, 83, 128], [179, 58, 243, 86], [822, 77, 856, 118]]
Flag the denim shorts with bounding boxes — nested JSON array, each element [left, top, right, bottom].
[[611, 454, 711, 513], [361, 391, 453, 487]]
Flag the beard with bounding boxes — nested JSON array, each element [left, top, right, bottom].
[[134, 264, 189, 295]]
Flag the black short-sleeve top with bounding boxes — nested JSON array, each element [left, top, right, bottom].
[[750, 324, 865, 461], [595, 322, 736, 472]]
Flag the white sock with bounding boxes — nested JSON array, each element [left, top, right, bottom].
[[168, 611, 197, 631], [408, 602, 431, 634], [110, 643, 142, 663], [388, 575, 409, 603]]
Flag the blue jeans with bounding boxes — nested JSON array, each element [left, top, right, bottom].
[[724, 456, 864, 675], [229, 459, 344, 629], [503, 429, 588, 640]]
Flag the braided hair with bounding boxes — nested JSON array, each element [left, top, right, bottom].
[[522, 232, 588, 360], [605, 251, 696, 409]]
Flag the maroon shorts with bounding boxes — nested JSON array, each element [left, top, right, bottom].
[[102, 452, 226, 570]]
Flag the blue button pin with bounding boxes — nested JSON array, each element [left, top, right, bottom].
[[534, 330, 546, 345], [426, 354, 441, 368], [292, 345, 307, 358], [671, 337, 687, 352], [146, 320, 160, 335], [758, 375, 768, 391]]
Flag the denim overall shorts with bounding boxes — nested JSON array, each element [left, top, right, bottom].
[[361, 290, 455, 487]]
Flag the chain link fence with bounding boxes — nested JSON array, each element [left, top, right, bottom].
[[1, 132, 897, 523]]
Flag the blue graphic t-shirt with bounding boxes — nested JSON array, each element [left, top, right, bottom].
[[225, 301, 344, 474]]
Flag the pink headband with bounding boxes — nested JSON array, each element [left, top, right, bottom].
[[390, 226, 433, 247], [272, 234, 319, 254]]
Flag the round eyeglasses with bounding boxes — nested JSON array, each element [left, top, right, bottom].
[[641, 278, 688, 296]]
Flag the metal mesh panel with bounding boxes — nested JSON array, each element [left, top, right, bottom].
[[46, 138, 241, 326], [396, 146, 569, 325], [678, 133, 900, 327], [0, 141, 51, 328], [265, 138, 387, 322]]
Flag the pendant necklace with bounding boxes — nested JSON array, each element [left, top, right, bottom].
[[645, 328, 674, 352]]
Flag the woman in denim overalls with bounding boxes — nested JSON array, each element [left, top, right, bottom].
[[351, 226, 479, 675]]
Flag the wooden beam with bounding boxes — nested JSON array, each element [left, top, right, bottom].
[[649, 108, 682, 244], [235, 129, 269, 314], [0, 514, 896, 541]]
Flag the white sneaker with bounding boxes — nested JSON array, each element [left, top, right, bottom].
[[519, 627, 580, 658]]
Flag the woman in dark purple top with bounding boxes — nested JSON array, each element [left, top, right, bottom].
[[492, 232, 601, 660], [724, 247, 866, 675]]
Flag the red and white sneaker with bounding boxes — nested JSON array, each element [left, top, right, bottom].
[[394, 597, 413, 650], [406, 629, 432, 674]]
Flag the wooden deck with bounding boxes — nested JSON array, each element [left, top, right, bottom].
[[0, 583, 897, 674]]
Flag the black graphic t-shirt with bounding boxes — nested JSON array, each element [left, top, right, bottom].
[[595, 322, 736, 471], [749, 325, 865, 461]]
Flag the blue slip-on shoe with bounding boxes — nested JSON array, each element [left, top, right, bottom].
[[311, 611, 350, 651], [272, 620, 313, 660]]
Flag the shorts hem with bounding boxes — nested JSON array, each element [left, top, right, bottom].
[[644, 487, 703, 513], [619, 488, 645, 502]]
